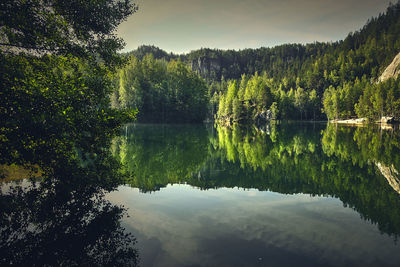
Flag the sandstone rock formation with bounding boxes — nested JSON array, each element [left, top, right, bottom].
[[375, 162, 400, 194], [379, 52, 400, 82], [191, 57, 221, 80]]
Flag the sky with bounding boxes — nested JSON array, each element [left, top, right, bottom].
[[117, 0, 393, 54]]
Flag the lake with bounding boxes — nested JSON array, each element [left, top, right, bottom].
[[107, 123, 400, 266], [1, 122, 400, 266]]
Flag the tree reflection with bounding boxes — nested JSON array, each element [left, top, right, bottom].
[[115, 123, 400, 238], [113, 124, 209, 192], [1, 133, 139, 266]]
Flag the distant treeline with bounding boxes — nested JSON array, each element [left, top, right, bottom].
[[111, 55, 208, 123], [116, 2, 400, 122]]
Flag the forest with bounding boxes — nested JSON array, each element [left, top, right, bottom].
[[2, 1, 400, 266], [111, 54, 208, 122], [115, 2, 400, 123], [0, 1, 140, 265]]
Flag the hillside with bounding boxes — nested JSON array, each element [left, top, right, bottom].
[[118, 2, 400, 123]]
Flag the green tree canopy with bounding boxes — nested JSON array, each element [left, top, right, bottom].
[[0, 0, 136, 67], [0, 0, 137, 167]]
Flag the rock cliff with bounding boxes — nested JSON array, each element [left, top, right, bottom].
[[190, 57, 221, 80], [379, 52, 400, 82]]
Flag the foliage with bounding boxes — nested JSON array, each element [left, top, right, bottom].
[[355, 78, 400, 120], [0, 127, 139, 266], [216, 73, 322, 122], [127, 45, 181, 61], [0, 54, 137, 168], [0, 2, 139, 264], [0, 0, 137, 167], [115, 123, 400, 237], [0, 0, 136, 67], [217, 2, 400, 121], [113, 54, 209, 122], [128, 2, 400, 122], [112, 124, 209, 192]]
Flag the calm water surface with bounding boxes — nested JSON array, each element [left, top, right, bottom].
[[107, 123, 400, 267], [2, 122, 400, 266]]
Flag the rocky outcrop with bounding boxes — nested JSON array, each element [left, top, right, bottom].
[[331, 117, 397, 127], [379, 52, 400, 82], [191, 57, 221, 80], [375, 162, 400, 194], [332, 118, 367, 125], [253, 123, 271, 135], [254, 110, 272, 124], [377, 116, 396, 124]]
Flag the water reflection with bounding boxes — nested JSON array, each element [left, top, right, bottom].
[[0, 136, 139, 266], [112, 124, 209, 192], [109, 185, 400, 267], [115, 123, 400, 238]]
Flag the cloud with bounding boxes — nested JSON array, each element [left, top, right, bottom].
[[107, 184, 400, 266]]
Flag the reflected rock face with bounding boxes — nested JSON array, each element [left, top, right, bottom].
[[3, 122, 400, 266], [116, 123, 400, 237], [376, 162, 400, 194]]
